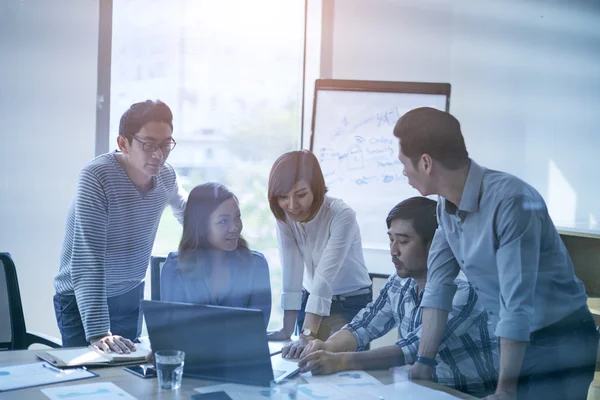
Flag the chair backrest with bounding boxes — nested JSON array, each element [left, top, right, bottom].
[[369, 272, 390, 301], [0, 256, 12, 349], [150, 256, 167, 301], [0, 253, 27, 350]]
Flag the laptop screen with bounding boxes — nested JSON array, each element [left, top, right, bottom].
[[142, 300, 275, 386]]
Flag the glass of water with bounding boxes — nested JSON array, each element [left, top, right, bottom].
[[270, 379, 297, 399], [155, 350, 185, 390]]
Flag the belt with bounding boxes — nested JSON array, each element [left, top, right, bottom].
[[331, 287, 372, 302]]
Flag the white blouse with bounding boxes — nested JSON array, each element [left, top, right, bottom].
[[277, 196, 371, 316]]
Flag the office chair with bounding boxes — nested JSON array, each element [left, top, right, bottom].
[[0, 252, 61, 350], [150, 256, 167, 301], [369, 272, 390, 300]]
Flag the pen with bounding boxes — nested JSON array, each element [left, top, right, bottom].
[[42, 363, 66, 374]]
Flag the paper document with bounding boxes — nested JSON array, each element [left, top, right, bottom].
[[296, 381, 460, 400], [297, 371, 385, 400], [195, 383, 271, 400], [375, 381, 460, 399], [302, 370, 382, 386], [41, 382, 137, 400], [0, 362, 96, 392]]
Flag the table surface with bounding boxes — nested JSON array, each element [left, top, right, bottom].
[[0, 346, 477, 399]]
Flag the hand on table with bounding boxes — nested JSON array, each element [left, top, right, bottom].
[[90, 335, 136, 354], [282, 336, 311, 359], [266, 329, 291, 341], [298, 350, 343, 375], [298, 338, 327, 359], [406, 362, 434, 381]]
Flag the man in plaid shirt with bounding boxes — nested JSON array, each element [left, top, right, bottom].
[[298, 197, 498, 396]]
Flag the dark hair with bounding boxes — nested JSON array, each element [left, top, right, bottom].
[[393, 107, 469, 170], [178, 183, 249, 268], [118, 100, 173, 144], [268, 150, 328, 222], [386, 197, 438, 244]]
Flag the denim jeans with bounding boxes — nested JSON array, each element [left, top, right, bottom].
[[516, 305, 598, 400], [53, 282, 145, 347], [296, 287, 372, 341]]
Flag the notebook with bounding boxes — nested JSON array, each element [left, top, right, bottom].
[[36, 346, 151, 368]]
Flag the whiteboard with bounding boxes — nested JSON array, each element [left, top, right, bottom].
[[310, 80, 450, 249]]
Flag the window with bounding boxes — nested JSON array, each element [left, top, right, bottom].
[[109, 0, 306, 330]]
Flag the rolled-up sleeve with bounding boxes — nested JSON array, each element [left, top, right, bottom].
[[421, 222, 460, 312], [396, 326, 422, 365], [494, 196, 542, 342], [277, 221, 305, 310], [306, 208, 358, 316], [344, 278, 397, 349]]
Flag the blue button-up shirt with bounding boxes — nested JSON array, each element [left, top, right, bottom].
[[421, 159, 588, 341], [344, 275, 498, 395]]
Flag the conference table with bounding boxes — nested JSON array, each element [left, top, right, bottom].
[[0, 344, 477, 399]]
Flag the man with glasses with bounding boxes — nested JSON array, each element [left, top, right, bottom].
[[53, 100, 187, 353]]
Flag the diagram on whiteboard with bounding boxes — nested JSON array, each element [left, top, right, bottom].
[[311, 83, 449, 250], [317, 106, 407, 190]]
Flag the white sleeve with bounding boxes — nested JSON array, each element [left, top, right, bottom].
[[306, 207, 358, 316], [277, 220, 305, 310]]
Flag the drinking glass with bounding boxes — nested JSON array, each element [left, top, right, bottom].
[[155, 350, 185, 390]]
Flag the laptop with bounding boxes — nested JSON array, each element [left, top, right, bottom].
[[142, 300, 300, 386]]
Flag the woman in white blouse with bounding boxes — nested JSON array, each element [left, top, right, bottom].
[[266, 150, 372, 358]]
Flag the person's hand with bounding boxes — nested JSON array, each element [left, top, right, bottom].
[[267, 328, 292, 341], [298, 350, 344, 375], [299, 338, 327, 359], [90, 335, 136, 354], [282, 336, 311, 359], [406, 362, 434, 381], [482, 390, 516, 400]]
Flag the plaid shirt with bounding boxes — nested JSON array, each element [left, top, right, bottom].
[[344, 275, 498, 395]]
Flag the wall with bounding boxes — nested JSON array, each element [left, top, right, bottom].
[[323, 0, 600, 278], [0, 0, 100, 340]]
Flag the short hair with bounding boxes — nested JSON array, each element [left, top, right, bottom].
[[178, 182, 249, 266], [118, 100, 173, 143], [393, 107, 469, 170], [268, 150, 328, 222], [386, 197, 438, 244]]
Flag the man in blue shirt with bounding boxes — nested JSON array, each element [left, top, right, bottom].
[[394, 107, 597, 400], [298, 197, 498, 396]]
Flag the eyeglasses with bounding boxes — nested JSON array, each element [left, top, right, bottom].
[[130, 135, 177, 153]]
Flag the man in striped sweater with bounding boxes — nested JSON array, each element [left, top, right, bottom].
[[53, 100, 187, 353]]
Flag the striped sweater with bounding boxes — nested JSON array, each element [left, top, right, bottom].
[[54, 152, 187, 341]]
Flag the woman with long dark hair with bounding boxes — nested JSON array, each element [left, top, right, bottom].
[[160, 182, 271, 327]]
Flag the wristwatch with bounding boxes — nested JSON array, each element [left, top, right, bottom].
[[415, 355, 438, 367], [300, 328, 316, 340]]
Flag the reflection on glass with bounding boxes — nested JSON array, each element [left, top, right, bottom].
[[110, 0, 305, 330]]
